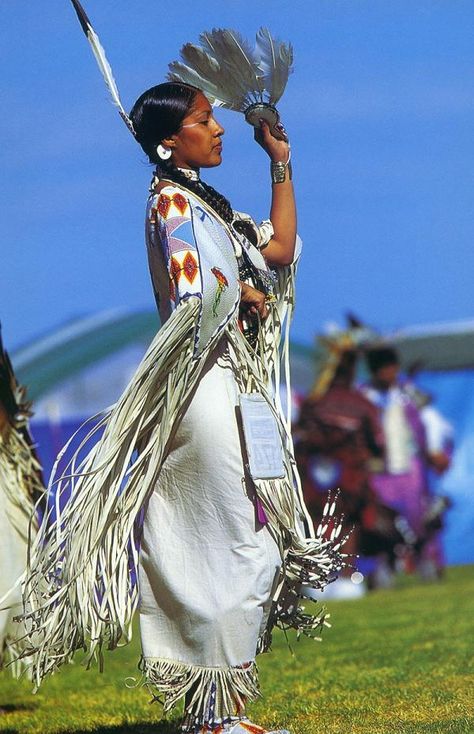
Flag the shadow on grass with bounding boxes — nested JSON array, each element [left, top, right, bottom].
[[0, 722, 179, 734], [0, 703, 38, 714]]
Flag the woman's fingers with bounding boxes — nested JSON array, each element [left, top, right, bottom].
[[239, 281, 269, 320], [259, 118, 271, 139], [258, 119, 290, 162]]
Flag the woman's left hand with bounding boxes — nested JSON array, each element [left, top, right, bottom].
[[239, 281, 269, 320], [254, 119, 290, 163]]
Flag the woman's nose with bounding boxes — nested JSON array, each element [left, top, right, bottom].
[[212, 117, 224, 136]]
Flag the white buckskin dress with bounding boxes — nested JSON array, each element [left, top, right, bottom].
[[20, 177, 346, 727]]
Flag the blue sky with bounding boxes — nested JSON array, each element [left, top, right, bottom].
[[2, 0, 474, 351]]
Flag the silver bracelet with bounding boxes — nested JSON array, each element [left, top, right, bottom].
[[270, 152, 292, 184]]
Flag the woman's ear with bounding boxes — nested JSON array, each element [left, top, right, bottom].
[[162, 136, 176, 150]]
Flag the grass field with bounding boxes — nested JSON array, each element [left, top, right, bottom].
[[0, 565, 473, 734]]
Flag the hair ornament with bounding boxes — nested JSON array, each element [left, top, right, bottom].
[[69, 0, 136, 137]]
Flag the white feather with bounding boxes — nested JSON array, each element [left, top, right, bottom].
[[172, 42, 244, 108], [168, 27, 292, 113], [255, 27, 294, 105], [170, 32, 253, 111], [70, 0, 135, 135], [207, 29, 265, 99], [85, 27, 135, 135], [168, 61, 227, 107]]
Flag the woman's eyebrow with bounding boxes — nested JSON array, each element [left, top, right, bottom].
[[187, 109, 210, 121]]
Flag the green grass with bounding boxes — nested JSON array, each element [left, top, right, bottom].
[[1, 566, 473, 734]]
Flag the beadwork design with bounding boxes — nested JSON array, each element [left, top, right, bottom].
[[170, 252, 199, 287], [211, 267, 229, 317], [183, 252, 199, 284], [166, 218, 197, 254], [173, 192, 189, 215], [157, 194, 172, 218], [157, 192, 190, 219]]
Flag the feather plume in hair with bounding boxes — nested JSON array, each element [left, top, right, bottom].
[[69, 0, 135, 136], [168, 27, 293, 138]]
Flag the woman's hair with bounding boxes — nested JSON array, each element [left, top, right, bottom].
[[130, 82, 234, 224]]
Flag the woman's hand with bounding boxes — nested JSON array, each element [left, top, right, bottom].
[[239, 281, 269, 320], [254, 119, 290, 163]]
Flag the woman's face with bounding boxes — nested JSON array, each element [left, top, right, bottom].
[[166, 92, 224, 170]]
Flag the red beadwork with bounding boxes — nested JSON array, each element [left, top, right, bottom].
[[182, 251, 199, 284], [157, 194, 171, 218], [211, 266, 229, 287], [170, 255, 182, 282], [172, 192, 188, 215]]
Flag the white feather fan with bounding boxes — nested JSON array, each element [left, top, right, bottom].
[[168, 27, 294, 113]]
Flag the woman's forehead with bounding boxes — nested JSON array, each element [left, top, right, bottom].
[[187, 92, 212, 117]]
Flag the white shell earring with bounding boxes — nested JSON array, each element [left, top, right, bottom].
[[156, 144, 172, 160]]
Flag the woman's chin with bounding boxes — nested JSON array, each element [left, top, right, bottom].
[[202, 152, 223, 168]]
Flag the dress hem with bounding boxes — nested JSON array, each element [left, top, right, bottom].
[[137, 655, 261, 720]]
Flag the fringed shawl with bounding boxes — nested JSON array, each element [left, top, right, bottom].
[[17, 189, 348, 713]]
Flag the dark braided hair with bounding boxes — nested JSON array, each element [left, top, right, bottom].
[[129, 82, 234, 225]]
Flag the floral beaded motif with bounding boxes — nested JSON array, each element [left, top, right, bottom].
[[211, 267, 229, 317]]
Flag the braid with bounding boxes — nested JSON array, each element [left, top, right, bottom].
[[156, 161, 234, 224]]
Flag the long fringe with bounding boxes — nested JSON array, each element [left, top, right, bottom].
[[226, 261, 350, 644], [138, 657, 260, 721], [18, 298, 219, 688], [16, 256, 348, 717]]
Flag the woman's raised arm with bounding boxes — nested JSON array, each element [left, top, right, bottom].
[[256, 120, 297, 267]]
